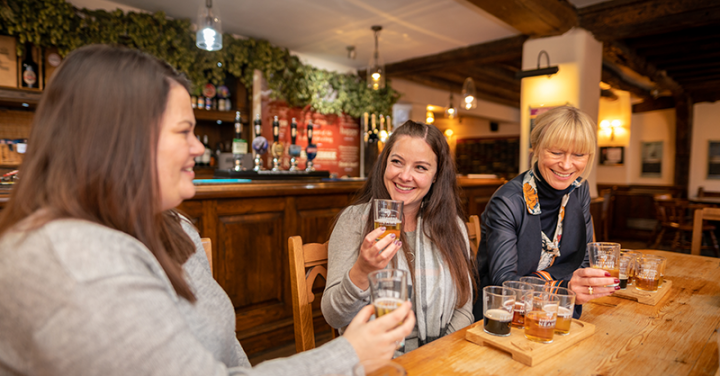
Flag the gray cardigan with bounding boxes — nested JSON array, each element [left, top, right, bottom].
[[0, 217, 358, 376]]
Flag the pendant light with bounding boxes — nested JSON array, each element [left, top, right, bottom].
[[461, 77, 477, 110], [445, 92, 456, 120], [196, 0, 222, 51], [367, 26, 385, 91]]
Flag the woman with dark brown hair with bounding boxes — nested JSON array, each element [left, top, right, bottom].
[[0, 44, 414, 376], [322, 121, 474, 354]]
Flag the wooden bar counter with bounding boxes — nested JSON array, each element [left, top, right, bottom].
[[177, 177, 505, 355]]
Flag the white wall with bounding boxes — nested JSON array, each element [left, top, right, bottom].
[[689, 101, 720, 195], [596, 91, 632, 185], [628, 109, 676, 185]]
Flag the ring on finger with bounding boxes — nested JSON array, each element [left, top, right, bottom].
[[588, 286, 594, 295]]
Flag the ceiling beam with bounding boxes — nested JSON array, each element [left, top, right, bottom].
[[429, 71, 520, 101], [402, 75, 520, 108], [579, 0, 720, 41], [632, 96, 675, 113], [381, 35, 527, 77], [464, 0, 577, 37], [600, 65, 652, 100], [603, 41, 681, 93]]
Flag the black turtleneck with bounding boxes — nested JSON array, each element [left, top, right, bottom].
[[534, 163, 574, 238]]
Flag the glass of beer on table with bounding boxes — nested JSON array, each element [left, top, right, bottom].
[[588, 242, 621, 286], [634, 256, 661, 292], [502, 281, 533, 328], [523, 291, 560, 343], [618, 254, 632, 289], [545, 286, 575, 335], [519, 276, 551, 290], [373, 199, 403, 240], [482, 286, 514, 337], [621, 249, 642, 286], [368, 269, 408, 318]]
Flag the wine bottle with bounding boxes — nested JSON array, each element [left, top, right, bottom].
[[232, 111, 247, 171], [21, 44, 39, 89], [202, 135, 212, 167], [271, 116, 284, 171]]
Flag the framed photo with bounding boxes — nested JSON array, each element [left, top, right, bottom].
[[599, 146, 624, 166], [641, 141, 663, 177], [708, 141, 720, 179]]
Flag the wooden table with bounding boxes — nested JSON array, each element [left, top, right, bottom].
[[394, 250, 720, 375], [690, 196, 720, 206]]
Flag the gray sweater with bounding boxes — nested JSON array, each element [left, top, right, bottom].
[[0, 217, 358, 376]]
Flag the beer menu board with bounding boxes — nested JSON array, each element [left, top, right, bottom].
[[262, 100, 360, 177]]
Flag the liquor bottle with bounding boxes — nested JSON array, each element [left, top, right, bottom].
[[194, 135, 203, 165], [21, 44, 39, 89], [365, 113, 380, 172], [271, 116, 284, 171], [198, 96, 205, 110], [232, 111, 247, 171], [202, 135, 212, 167], [251, 114, 268, 171], [305, 120, 317, 172], [288, 118, 302, 171]]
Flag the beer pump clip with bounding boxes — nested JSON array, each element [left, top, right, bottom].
[[305, 120, 317, 172], [251, 114, 268, 171]]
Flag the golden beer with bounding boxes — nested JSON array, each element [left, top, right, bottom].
[[591, 265, 619, 286], [635, 276, 659, 291], [524, 310, 557, 343], [373, 297, 404, 318], [374, 219, 402, 240], [554, 306, 572, 335]]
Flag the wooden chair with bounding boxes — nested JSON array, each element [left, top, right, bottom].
[[697, 187, 720, 198], [691, 207, 720, 256], [288, 236, 338, 353], [200, 237, 212, 272], [647, 194, 673, 248], [466, 215, 481, 256]]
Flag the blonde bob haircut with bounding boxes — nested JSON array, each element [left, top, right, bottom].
[[530, 106, 597, 183]]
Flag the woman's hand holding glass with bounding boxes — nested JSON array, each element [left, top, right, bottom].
[[343, 302, 415, 368], [568, 268, 618, 304], [349, 226, 403, 290]]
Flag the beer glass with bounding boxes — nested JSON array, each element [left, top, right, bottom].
[[643, 255, 667, 288], [368, 269, 408, 318], [373, 199, 403, 240], [482, 286, 514, 337], [519, 276, 551, 291], [546, 286, 575, 335], [588, 242, 621, 286], [621, 249, 642, 286], [523, 291, 560, 343], [634, 256, 661, 292], [502, 281, 533, 328], [618, 254, 632, 289]]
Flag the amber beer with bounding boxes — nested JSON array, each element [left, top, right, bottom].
[[373, 297, 404, 317], [635, 270, 660, 292], [374, 218, 402, 240], [511, 301, 525, 328], [484, 309, 512, 336], [524, 309, 557, 343], [554, 306, 572, 335]]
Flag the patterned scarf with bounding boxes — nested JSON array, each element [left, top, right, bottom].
[[522, 169, 582, 271]]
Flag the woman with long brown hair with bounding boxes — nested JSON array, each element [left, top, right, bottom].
[[322, 121, 474, 354], [0, 44, 414, 376]]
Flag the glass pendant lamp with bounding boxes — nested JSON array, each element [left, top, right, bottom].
[[367, 26, 385, 90], [196, 0, 222, 51], [461, 77, 477, 110]]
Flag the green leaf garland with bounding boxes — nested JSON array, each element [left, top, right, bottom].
[[0, 0, 399, 116]]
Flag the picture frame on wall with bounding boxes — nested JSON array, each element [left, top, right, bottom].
[[641, 141, 663, 177], [599, 146, 624, 166], [707, 141, 720, 179]]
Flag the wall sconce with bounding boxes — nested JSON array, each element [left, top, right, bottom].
[[196, 0, 222, 51], [444, 129, 454, 137], [600, 119, 622, 141], [515, 50, 559, 79], [426, 105, 435, 124]]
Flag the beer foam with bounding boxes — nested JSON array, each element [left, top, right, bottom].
[[375, 218, 402, 225], [484, 309, 512, 321], [557, 306, 572, 318]]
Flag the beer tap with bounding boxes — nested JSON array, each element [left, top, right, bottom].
[[305, 120, 317, 172], [271, 116, 283, 171], [288, 118, 302, 171], [251, 114, 268, 171]]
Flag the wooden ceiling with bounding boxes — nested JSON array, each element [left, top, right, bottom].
[[378, 0, 720, 109]]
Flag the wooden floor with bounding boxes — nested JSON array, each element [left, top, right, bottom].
[[246, 237, 719, 366]]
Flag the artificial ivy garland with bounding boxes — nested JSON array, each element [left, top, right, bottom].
[[0, 0, 399, 117]]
